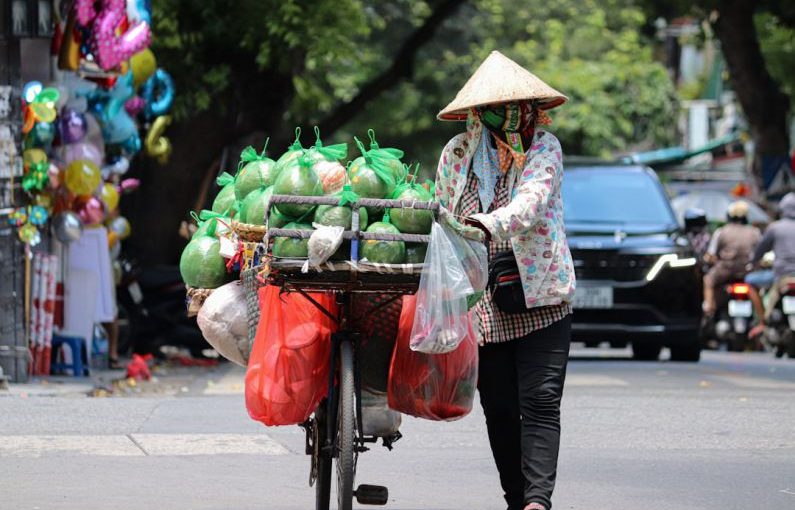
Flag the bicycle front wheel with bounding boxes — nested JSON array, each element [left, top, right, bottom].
[[336, 339, 356, 510]]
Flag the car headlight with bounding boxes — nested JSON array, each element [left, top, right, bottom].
[[645, 253, 697, 281]]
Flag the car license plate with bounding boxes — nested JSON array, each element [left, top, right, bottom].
[[573, 286, 613, 309], [728, 300, 752, 317], [782, 296, 795, 315]]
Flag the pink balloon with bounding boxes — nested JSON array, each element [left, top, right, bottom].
[[92, 0, 151, 71], [125, 96, 145, 117], [48, 163, 61, 189], [119, 178, 141, 193], [75, 0, 97, 25], [76, 196, 106, 226], [61, 142, 103, 168]]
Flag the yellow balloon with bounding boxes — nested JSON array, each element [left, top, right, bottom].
[[145, 115, 173, 165], [100, 183, 120, 211], [108, 216, 132, 240], [65, 159, 101, 196], [23, 148, 48, 170], [130, 48, 157, 89]]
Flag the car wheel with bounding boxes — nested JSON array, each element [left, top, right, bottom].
[[670, 343, 701, 362], [609, 341, 628, 349], [584, 341, 600, 348], [632, 343, 662, 361]]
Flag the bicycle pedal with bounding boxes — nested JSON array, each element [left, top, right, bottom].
[[355, 484, 388, 505]]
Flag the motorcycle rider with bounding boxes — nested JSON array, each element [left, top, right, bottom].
[[748, 192, 795, 338], [702, 201, 761, 316]]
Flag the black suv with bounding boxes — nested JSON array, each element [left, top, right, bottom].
[[562, 165, 702, 361]]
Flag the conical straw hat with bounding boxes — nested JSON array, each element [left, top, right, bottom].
[[437, 50, 568, 121]]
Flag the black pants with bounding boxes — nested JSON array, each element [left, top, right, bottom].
[[478, 315, 572, 510]]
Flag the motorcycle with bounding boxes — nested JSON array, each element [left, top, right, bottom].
[[116, 257, 208, 358], [703, 281, 754, 352], [762, 276, 795, 358]]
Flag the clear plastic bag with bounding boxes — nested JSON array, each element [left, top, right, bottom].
[[409, 222, 475, 354], [302, 224, 345, 272]]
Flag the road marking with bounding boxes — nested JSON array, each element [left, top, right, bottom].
[[130, 433, 289, 456], [0, 435, 143, 457], [711, 375, 795, 390], [565, 374, 628, 387], [0, 433, 289, 458]]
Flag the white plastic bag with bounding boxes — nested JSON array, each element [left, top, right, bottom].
[[196, 281, 251, 366], [410, 222, 475, 354], [302, 223, 345, 273]]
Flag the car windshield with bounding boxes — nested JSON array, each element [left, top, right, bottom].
[[563, 168, 675, 225]]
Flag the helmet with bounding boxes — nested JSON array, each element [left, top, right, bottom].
[[727, 201, 749, 222], [683, 208, 707, 229]]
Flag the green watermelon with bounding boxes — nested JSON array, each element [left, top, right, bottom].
[[314, 204, 369, 230], [234, 159, 277, 200], [272, 156, 323, 218], [361, 222, 405, 264], [389, 186, 434, 234], [405, 242, 428, 264], [240, 186, 273, 225], [211, 184, 236, 215], [348, 157, 395, 214], [268, 208, 293, 228], [179, 235, 228, 288], [272, 222, 313, 258]]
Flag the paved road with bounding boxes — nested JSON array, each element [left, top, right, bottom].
[[2, 349, 795, 510]]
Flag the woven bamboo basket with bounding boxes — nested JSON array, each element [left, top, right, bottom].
[[186, 286, 214, 316], [232, 220, 266, 242]]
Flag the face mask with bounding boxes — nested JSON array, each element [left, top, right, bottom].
[[479, 103, 531, 154]]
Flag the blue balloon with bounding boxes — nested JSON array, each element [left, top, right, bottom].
[[119, 133, 142, 155], [102, 109, 138, 145], [133, 0, 152, 24], [22, 81, 43, 103], [142, 69, 175, 119]]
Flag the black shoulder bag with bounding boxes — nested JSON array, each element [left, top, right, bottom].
[[488, 251, 527, 314]]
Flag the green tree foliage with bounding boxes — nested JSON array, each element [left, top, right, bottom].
[[152, 0, 677, 162], [757, 13, 795, 100]]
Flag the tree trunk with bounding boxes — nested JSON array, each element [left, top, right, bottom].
[[713, 0, 791, 195]]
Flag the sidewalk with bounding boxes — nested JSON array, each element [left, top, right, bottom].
[[0, 360, 234, 398]]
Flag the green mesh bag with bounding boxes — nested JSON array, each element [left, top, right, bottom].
[[272, 222, 314, 258], [361, 215, 405, 264], [179, 217, 229, 288], [234, 139, 278, 200]]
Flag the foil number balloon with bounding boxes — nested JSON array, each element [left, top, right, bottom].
[[76, 0, 152, 71], [145, 115, 173, 165], [142, 69, 175, 119]]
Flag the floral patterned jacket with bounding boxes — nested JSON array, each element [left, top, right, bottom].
[[434, 114, 576, 308]]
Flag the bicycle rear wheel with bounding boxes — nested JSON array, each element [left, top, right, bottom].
[[336, 339, 356, 510], [314, 405, 332, 510]]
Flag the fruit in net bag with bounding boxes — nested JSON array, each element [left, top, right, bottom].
[[388, 180, 434, 234], [361, 219, 405, 264], [234, 141, 277, 201], [240, 185, 273, 225], [212, 182, 236, 215], [272, 151, 323, 218], [272, 222, 313, 258], [306, 127, 349, 195], [313, 187, 369, 230], [405, 242, 428, 264], [179, 219, 229, 288], [348, 130, 403, 215]]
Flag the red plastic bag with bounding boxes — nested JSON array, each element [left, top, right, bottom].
[[245, 285, 337, 426], [387, 295, 478, 421]]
